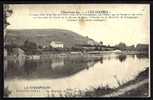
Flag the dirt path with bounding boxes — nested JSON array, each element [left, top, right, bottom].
[[102, 79, 148, 97]]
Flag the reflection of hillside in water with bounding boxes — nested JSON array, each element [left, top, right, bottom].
[[136, 53, 149, 59], [5, 56, 99, 79], [116, 53, 148, 62], [4, 53, 149, 80], [4, 59, 26, 78], [116, 55, 127, 62]]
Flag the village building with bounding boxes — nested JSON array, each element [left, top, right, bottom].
[[12, 48, 25, 60], [50, 41, 64, 48]]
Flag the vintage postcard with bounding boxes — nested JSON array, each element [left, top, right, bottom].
[[4, 4, 150, 97]]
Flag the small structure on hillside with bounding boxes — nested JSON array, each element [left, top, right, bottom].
[[50, 41, 64, 48], [112, 50, 122, 53], [87, 39, 97, 45]]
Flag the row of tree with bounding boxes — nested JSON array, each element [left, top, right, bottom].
[[115, 42, 149, 51], [5, 40, 149, 55]]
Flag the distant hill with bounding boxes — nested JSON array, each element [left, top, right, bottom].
[[5, 29, 98, 48]]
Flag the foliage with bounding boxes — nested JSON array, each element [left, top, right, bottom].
[[115, 42, 127, 50], [135, 44, 148, 51], [22, 40, 39, 55]]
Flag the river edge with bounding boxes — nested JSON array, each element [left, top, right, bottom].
[[4, 67, 149, 98], [4, 51, 149, 97], [84, 67, 149, 97], [6, 50, 148, 61]]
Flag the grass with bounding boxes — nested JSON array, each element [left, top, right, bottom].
[[84, 67, 149, 97], [84, 85, 115, 97]]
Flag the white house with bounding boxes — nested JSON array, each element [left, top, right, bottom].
[[51, 59, 64, 69], [50, 41, 64, 48]]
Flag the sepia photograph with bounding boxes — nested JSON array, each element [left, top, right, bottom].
[[3, 4, 150, 98]]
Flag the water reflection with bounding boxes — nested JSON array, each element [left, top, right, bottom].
[[5, 56, 101, 79], [116, 54, 127, 62], [4, 53, 149, 97], [5, 53, 149, 80], [24, 60, 38, 76], [136, 53, 149, 59], [99, 57, 103, 64], [51, 58, 64, 69], [129, 54, 135, 59]]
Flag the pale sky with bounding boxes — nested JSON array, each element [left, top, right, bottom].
[[7, 4, 150, 46]]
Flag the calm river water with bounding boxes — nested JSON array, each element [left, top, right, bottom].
[[4, 53, 149, 97]]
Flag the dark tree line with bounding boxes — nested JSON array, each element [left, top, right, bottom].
[[22, 40, 41, 55], [115, 42, 149, 51]]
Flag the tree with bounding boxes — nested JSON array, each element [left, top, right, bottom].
[[99, 41, 103, 45], [116, 42, 127, 50], [23, 40, 38, 54], [136, 44, 148, 51], [24, 40, 37, 49], [127, 45, 135, 51]]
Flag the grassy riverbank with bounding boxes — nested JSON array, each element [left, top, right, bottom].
[[4, 67, 149, 98], [119, 68, 149, 97], [84, 67, 149, 97]]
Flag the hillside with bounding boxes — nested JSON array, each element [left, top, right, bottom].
[[5, 29, 98, 48]]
